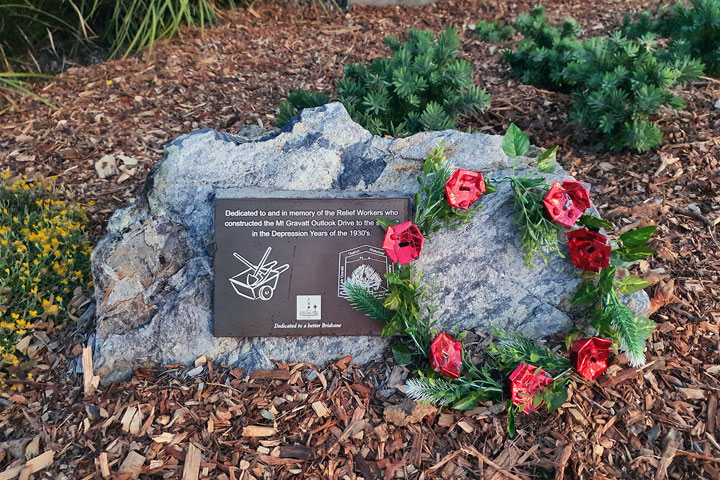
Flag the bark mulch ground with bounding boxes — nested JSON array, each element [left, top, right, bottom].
[[0, 0, 718, 478]]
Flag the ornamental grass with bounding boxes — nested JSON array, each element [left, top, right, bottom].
[[0, 172, 92, 381]]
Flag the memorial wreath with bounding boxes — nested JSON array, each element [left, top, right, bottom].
[[342, 124, 657, 435]]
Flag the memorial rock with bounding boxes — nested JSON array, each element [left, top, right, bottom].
[[91, 102, 649, 382]]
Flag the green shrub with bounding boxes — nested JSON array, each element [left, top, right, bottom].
[[0, 172, 92, 378], [502, 6, 582, 91], [622, 0, 720, 75], [476, 19, 514, 42], [276, 90, 331, 128], [503, 6, 703, 152], [564, 33, 703, 152], [277, 28, 491, 136]]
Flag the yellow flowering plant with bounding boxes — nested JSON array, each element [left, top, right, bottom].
[[0, 171, 92, 378]]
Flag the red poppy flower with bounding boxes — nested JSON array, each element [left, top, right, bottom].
[[570, 337, 612, 381], [382, 221, 425, 264], [445, 169, 486, 210], [509, 363, 553, 413], [567, 228, 611, 272], [543, 180, 592, 228], [429, 333, 463, 379]]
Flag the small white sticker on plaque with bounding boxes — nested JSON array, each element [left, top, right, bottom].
[[297, 295, 321, 320]]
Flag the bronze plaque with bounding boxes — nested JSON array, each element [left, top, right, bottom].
[[213, 197, 410, 337]]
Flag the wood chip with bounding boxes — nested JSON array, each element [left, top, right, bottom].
[[18, 450, 54, 480], [656, 429, 682, 480], [120, 405, 144, 435], [242, 425, 277, 437], [118, 451, 145, 478], [457, 420, 474, 433], [97, 452, 110, 479], [151, 432, 175, 443], [311, 401, 329, 418], [250, 369, 290, 380], [82, 346, 100, 395], [678, 388, 705, 400], [181, 443, 202, 480]]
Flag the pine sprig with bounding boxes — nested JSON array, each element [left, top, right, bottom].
[[413, 143, 478, 237], [342, 282, 393, 323], [597, 299, 647, 367], [405, 372, 503, 406], [510, 177, 562, 266], [405, 376, 459, 404], [489, 331, 571, 374], [499, 123, 562, 267]]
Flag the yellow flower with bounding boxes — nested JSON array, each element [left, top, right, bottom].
[[45, 304, 59, 316], [10, 313, 19, 320], [29, 310, 37, 317]]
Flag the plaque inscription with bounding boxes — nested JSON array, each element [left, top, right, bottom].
[[213, 197, 410, 337]]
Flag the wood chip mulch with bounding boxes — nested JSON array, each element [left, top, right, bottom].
[[0, 0, 718, 478]]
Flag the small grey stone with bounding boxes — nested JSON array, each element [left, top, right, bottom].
[[186, 366, 204, 377], [305, 369, 318, 381], [92, 102, 649, 383], [714, 99, 720, 109]]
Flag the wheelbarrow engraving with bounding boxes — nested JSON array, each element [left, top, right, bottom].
[[230, 247, 289, 301]]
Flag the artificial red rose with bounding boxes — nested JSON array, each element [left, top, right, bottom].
[[567, 228, 611, 272], [509, 363, 553, 413], [429, 333, 463, 379], [570, 337, 613, 381], [445, 169, 486, 210], [382, 221, 425, 264], [543, 180, 592, 228]]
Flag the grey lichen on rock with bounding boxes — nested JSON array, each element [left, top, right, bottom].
[[91, 102, 649, 383]]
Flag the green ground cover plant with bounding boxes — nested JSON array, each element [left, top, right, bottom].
[[476, 19, 514, 42], [277, 28, 491, 136], [502, 6, 703, 152], [502, 6, 582, 91], [563, 33, 702, 152], [0, 172, 92, 382], [622, 0, 720, 75]]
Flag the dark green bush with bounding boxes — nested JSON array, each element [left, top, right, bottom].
[[476, 19, 514, 42], [276, 90, 330, 128], [502, 6, 582, 91], [276, 28, 491, 136], [622, 0, 720, 75], [503, 6, 703, 152], [564, 33, 703, 152]]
